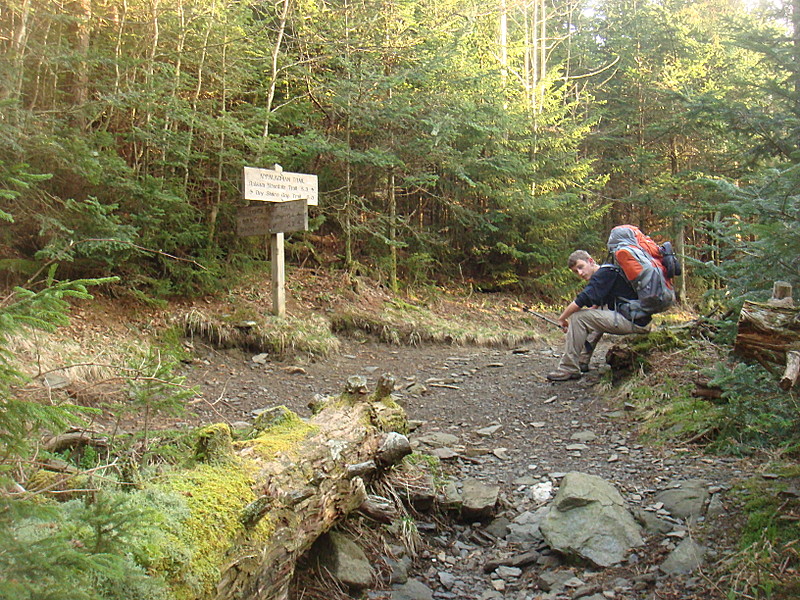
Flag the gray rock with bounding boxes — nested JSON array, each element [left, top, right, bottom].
[[391, 578, 434, 600], [633, 508, 675, 534], [654, 479, 709, 521], [570, 430, 598, 443], [484, 515, 511, 538], [387, 555, 412, 584], [438, 571, 457, 589], [398, 471, 436, 511], [414, 432, 460, 448], [477, 424, 503, 436], [540, 472, 643, 567], [406, 383, 427, 395], [706, 493, 726, 519], [660, 537, 706, 574], [43, 373, 70, 389], [461, 478, 500, 521], [495, 565, 522, 579], [508, 507, 548, 545], [430, 447, 459, 460], [251, 353, 269, 364], [438, 481, 463, 511], [314, 531, 374, 589], [539, 568, 578, 592]]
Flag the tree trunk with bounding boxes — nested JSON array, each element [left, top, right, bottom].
[[499, 0, 508, 87], [792, 0, 800, 103], [4, 0, 31, 102], [388, 168, 397, 293], [262, 0, 291, 140], [73, 0, 92, 129]]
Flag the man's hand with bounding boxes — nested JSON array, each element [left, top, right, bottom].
[[557, 301, 582, 333]]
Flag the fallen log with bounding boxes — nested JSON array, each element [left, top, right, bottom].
[[209, 382, 410, 600], [692, 375, 723, 400]]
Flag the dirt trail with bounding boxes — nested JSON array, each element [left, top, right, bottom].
[[181, 337, 748, 600]]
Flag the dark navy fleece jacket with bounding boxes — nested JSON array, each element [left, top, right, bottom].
[[574, 265, 650, 325]]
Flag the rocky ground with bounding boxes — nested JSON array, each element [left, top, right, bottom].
[[179, 332, 752, 600]]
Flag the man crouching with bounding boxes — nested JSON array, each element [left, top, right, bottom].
[[546, 250, 650, 381]]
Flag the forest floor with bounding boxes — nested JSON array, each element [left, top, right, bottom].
[[30, 270, 788, 600]]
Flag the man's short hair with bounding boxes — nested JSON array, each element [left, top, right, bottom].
[[568, 250, 592, 268]]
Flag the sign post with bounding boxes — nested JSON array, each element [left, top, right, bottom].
[[271, 232, 285, 317], [238, 165, 317, 317]]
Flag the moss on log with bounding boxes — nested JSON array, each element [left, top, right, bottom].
[[159, 393, 404, 600]]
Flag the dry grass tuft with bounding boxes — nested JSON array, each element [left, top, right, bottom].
[[9, 334, 134, 382], [182, 309, 340, 358], [330, 304, 538, 348]]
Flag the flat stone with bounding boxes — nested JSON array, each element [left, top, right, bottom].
[[660, 538, 706, 574], [477, 424, 503, 436], [570, 431, 598, 443], [391, 579, 434, 600], [415, 432, 460, 448], [655, 479, 709, 521], [461, 478, 500, 521], [430, 447, 459, 460]]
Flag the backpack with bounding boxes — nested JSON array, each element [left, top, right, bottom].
[[606, 225, 681, 320]]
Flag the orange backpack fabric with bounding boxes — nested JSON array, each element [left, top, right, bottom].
[[606, 225, 676, 319], [612, 226, 673, 290]]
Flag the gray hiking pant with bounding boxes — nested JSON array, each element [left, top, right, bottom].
[[559, 308, 649, 374]]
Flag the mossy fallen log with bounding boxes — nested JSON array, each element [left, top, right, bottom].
[[175, 387, 405, 600]]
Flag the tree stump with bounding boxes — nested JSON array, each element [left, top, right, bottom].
[[734, 302, 800, 365], [769, 281, 794, 307], [734, 283, 800, 388]]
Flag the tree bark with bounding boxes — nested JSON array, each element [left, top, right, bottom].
[[734, 300, 800, 372], [780, 350, 800, 391]]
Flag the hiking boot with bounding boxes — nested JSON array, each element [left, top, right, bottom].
[[546, 369, 581, 382]]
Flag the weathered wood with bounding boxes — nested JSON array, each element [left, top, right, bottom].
[[692, 385, 723, 400], [43, 431, 108, 453], [780, 350, 800, 391], [734, 300, 800, 367], [357, 494, 397, 523], [769, 281, 794, 306], [692, 375, 723, 400], [213, 394, 408, 600]]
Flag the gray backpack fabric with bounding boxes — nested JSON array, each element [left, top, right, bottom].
[[607, 225, 675, 321]]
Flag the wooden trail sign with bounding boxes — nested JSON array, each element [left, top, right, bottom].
[[238, 165, 315, 318], [236, 199, 308, 237], [243, 166, 318, 205]]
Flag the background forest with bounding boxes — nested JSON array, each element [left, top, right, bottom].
[[2, 1, 800, 599], [1, 0, 798, 300]]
